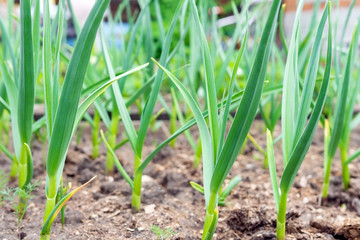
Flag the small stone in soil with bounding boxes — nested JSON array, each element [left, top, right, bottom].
[[107, 176, 114, 182], [142, 175, 154, 183], [90, 213, 99, 221], [144, 204, 156, 214], [294, 176, 307, 188], [335, 215, 346, 227]]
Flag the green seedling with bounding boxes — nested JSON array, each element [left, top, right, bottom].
[[40, 0, 148, 238], [322, 16, 360, 197], [149, 225, 177, 240], [0, 181, 39, 229], [100, 0, 185, 213], [0, 0, 36, 194], [152, 0, 280, 238], [267, 2, 332, 239]]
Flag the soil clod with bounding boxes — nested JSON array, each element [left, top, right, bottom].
[[226, 206, 271, 233]]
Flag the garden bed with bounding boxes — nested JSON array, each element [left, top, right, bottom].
[[1, 120, 360, 240]]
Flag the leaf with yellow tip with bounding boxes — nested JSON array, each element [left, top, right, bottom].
[[41, 176, 96, 236]]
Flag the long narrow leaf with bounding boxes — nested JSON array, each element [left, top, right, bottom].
[[136, 85, 282, 175], [219, 175, 242, 200], [100, 131, 134, 188], [294, 7, 329, 143], [327, 19, 360, 160], [53, 0, 65, 121], [190, 0, 219, 160], [218, 29, 248, 154], [267, 129, 279, 210], [210, 0, 281, 195], [43, 0, 53, 138], [280, 4, 332, 193], [46, 0, 110, 188], [18, 0, 35, 145], [340, 18, 360, 149], [281, 0, 304, 164], [0, 17, 17, 82], [100, 28, 139, 155], [0, 59, 20, 159], [73, 64, 149, 137], [136, 0, 184, 156]]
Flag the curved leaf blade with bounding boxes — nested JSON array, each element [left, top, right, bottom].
[[280, 4, 332, 194], [210, 0, 281, 195]]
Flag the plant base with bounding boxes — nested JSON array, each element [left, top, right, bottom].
[[40, 234, 50, 240], [131, 193, 141, 213]]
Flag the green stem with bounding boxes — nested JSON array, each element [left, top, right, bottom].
[[263, 154, 268, 169], [105, 109, 120, 175], [39, 234, 50, 240], [3, 114, 9, 146], [240, 137, 248, 155], [247, 133, 268, 168], [170, 95, 177, 147], [204, 208, 219, 240], [132, 172, 142, 212], [9, 158, 18, 180], [105, 133, 116, 174], [132, 155, 142, 213], [202, 192, 217, 239], [92, 110, 100, 158], [202, 211, 214, 240], [18, 163, 27, 217], [322, 154, 332, 198], [18, 144, 27, 188], [43, 196, 56, 224], [247, 133, 266, 156], [340, 147, 350, 190], [276, 192, 288, 240], [43, 176, 57, 224]]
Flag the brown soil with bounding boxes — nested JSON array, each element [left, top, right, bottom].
[[1, 120, 360, 240]]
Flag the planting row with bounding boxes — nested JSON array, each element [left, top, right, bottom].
[[0, 0, 359, 239]]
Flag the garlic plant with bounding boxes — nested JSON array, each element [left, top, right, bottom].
[[267, 2, 332, 239]]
